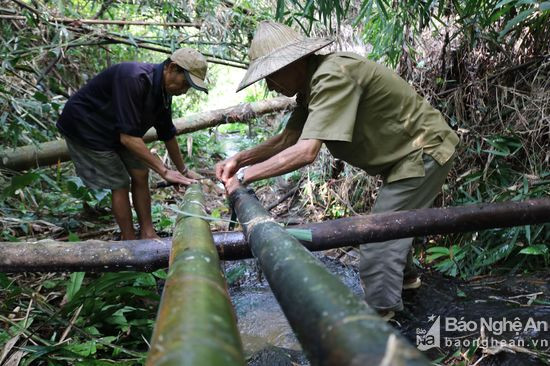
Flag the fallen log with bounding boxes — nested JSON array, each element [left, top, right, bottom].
[[0, 198, 548, 272], [229, 187, 430, 366], [0, 97, 295, 171], [147, 185, 245, 366]]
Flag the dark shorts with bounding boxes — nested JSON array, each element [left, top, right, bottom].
[[65, 137, 148, 190]]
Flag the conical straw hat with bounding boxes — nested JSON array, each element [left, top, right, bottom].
[[236, 21, 333, 92]]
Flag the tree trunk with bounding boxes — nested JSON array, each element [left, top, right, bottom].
[[0, 97, 295, 171], [229, 187, 430, 366], [146, 184, 245, 366], [0, 198, 548, 273]]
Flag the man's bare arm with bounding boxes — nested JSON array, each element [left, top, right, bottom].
[[244, 138, 322, 183], [164, 137, 187, 173], [224, 138, 322, 194], [216, 128, 301, 182], [120, 133, 195, 185], [236, 128, 301, 166]]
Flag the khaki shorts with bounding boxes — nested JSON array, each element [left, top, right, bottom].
[[65, 137, 148, 190]]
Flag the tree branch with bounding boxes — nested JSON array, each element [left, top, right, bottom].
[[0, 15, 201, 27]]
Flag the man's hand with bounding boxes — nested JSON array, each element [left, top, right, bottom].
[[163, 169, 197, 186], [215, 157, 239, 184], [224, 175, 241, 195], [185, 169, 203, 180]]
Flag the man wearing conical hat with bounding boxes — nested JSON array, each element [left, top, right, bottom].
[[57, 48, 208, 240], [216, 21, 459, 319]]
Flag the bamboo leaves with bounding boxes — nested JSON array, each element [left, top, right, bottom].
[[499, 6, 537, 37], [65, 272, 85, 302], [273, 0, 548, 67]]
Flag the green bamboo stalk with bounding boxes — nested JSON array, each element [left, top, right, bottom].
[[230, 187, 430, 366], [147, 184, 245, 366]]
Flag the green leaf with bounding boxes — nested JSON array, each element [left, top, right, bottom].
[[427, 252, 450, 262], [275, 0, 285, 20], [0, 273, 12, 287], [482, 149, 510, 157], [496, 0, 516, 7], [63, 340, 97, 357], [83, 326, 101, 336], [127, 34, 139, 48], [68, 232, 80, 242], [500, 8, 536, 37], [42, 280, 58, 289], [426, 246, 450, 254], [152, 269, 167, 279], [2, 172, 41, 197], [375, 0, 388, 19], [66, 272, 85, 302], [0, 112, 7, 125], [519, 244, 548, 255], [66, 176, 91, 200], [354, 0, 374, 25], [435, 258, 455, 273], [97, 336, 117, 345], [105, 306, 135, 329], [226, 264, 246, 285], [33, 91, 49, 103], [20, 345, 57, 366], [92, 189, 109, 203], [516, 0, 537, 5], [461, 171, 482, 185], [133, 273, 156, 287], [117, 287, 159, 298]]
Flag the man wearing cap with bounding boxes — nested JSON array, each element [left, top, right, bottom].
[[57, 48, 208, 240], [216, 22, 459, 319]]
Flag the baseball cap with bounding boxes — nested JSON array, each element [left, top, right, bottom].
[[170, 48, 208, 93]]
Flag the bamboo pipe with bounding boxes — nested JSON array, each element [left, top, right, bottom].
[[229, 187, 430, 366], [0, 198, 548, 272], [146, 185, 245, 366]]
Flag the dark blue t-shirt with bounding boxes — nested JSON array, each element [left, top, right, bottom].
[[57, 62, 176, 151]]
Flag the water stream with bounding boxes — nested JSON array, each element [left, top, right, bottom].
[[218, 131, 252, 158], [225, 255, 363, 365], [225, 256, 550, 366], [218, 131, 319, 364]]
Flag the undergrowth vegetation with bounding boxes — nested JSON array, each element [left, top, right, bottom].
[[0, 0, 549, 365]]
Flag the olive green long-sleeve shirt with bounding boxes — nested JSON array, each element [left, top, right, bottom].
[[286, 52, 459, 183]]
